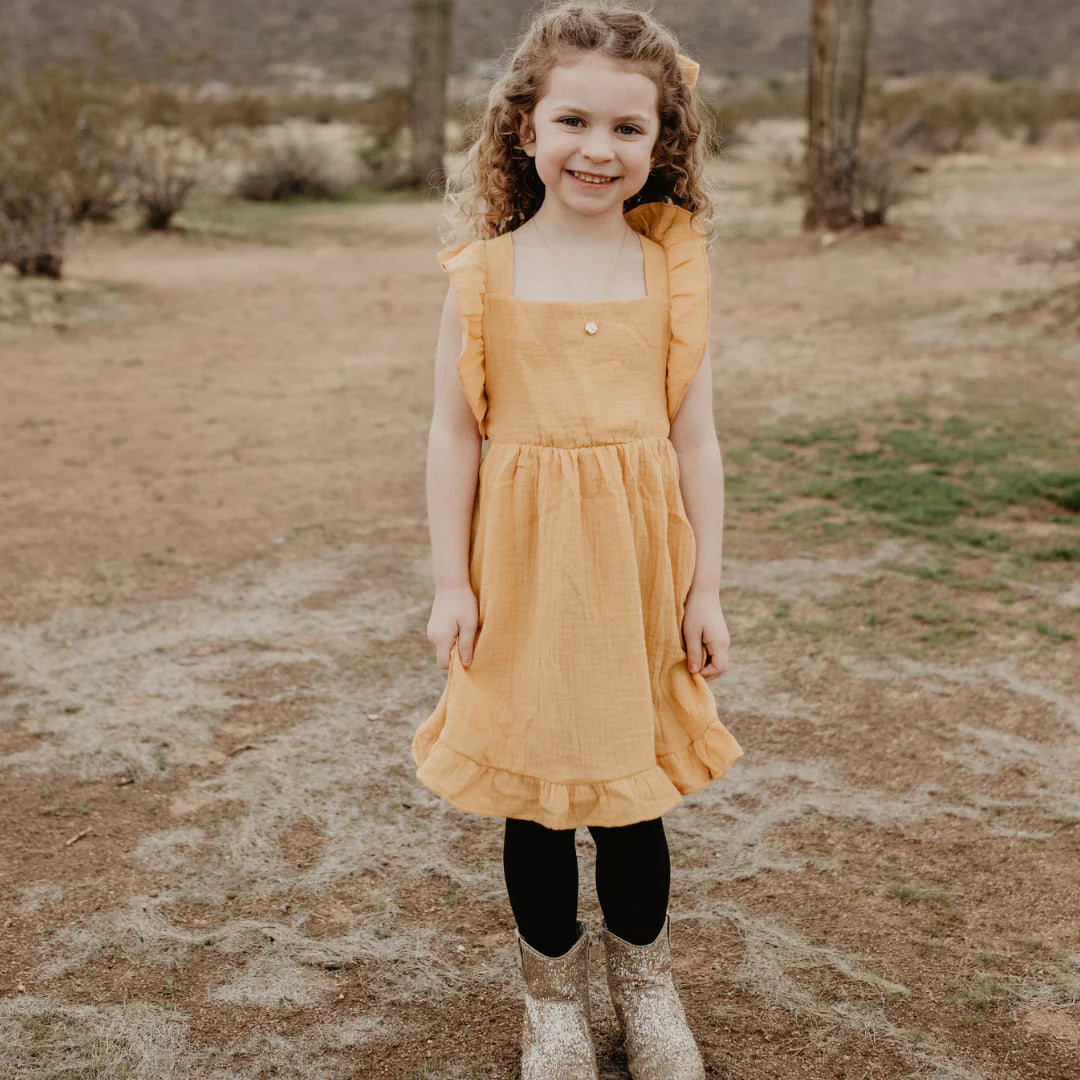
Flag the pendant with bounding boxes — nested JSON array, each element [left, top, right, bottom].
[[584, 321, 598, 335]]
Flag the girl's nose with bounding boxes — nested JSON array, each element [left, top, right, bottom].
[[581, 134, 614, 162]]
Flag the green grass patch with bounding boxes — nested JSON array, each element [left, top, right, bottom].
[[911, 599, 982, 625], [885, 873, 964, 930], [779, 504, 834, 526], [918, 938, 950, 954], [918, 624, 979, 646], [949, 974, 1015, 1010], [1028, 620, 1076, 642], [727, 398, 1079, 557], [886, 875, 954, 905], [785, 618, 849, 641], [879, 560, 1012, 593], [1031, 541, 1080, 562], [176, 182, 430, 245]]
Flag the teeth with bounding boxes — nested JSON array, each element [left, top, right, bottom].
[[570, 170, 615, 184]]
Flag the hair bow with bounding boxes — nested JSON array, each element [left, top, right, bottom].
[[676, 53, 699, 89]]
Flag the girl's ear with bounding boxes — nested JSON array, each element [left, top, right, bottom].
[[516, 116, 537, 158]]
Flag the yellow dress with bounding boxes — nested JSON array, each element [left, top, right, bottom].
[[411, 201, 743, 830]]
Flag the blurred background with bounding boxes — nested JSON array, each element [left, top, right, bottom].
[[2, 0, 1080, 262]]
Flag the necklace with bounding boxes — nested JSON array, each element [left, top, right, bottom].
[[529, 218, 629, 335]]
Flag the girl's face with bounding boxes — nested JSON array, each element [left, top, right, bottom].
[[518, 51, 660, 220]]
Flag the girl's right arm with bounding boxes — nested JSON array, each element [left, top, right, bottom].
[[426, 284, 483, 670]]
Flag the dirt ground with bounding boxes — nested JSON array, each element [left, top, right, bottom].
[[2, 121, 1079, 1079]]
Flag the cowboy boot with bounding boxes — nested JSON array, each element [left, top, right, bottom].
[[600, 913, 706, 1080], [516, 919, 599, 1080]]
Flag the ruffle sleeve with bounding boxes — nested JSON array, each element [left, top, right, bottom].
[[436, 238, 488, 437], [623, 202, 711, 421]]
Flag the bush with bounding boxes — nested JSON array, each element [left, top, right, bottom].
[[67, 123, 132, 223], [998, 80, 1078, 144], [236, 121, 357, 201], [191, 89, 273, 132], [357, 130, 411, 187], [0, 168, 67, 278], [0, 59, 129, 274], [869, 78, 986, 154], [355, 86, 411, 187], [854, 128, 919, 227], [129, 126, 206, 229], [864, 75, 1080, 154], [133, 82, 400, 133], [347, 85, 410, 138], [768, 125, 917, 228]]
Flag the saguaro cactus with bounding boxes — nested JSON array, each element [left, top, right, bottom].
[[408, 0, 453, 189], [804, 0, 873, 230]]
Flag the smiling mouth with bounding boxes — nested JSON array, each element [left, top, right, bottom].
[[568, 169, 619, 185]]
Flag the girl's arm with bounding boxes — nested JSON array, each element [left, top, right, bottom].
[[668, 352, 730, 679], [426, 285, 483, 669]]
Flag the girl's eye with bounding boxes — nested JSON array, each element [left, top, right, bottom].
[[559, 117, 641, 136]]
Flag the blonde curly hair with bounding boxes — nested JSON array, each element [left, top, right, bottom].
[[441, 0, 715, 245]]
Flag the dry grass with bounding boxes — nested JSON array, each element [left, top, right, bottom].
[[0, 997, 202, 1079]]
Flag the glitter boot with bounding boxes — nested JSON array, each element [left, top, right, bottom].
[[600, 913, 705, 1080], [516, 919, 599, 1080]]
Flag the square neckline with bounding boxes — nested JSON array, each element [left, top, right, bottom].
[[501, 225, 663, 305]]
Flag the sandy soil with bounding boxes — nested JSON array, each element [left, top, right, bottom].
[[1, 122, 1079, 1078]]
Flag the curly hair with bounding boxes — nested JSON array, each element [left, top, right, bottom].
[[441, 0, 715, 245]]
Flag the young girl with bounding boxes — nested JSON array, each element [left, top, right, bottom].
[[413, 3, 742, 1076]]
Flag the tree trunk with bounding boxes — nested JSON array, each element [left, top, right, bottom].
[[804, 0, 872, 230], [408, 0, 452, 190]]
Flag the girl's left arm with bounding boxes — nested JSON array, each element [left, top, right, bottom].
[[668, 349, 729, 680]]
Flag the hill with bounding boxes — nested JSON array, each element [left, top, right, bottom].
[[1, 0, 1078, 84]]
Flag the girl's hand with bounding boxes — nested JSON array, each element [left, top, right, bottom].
[[682, 587, 730, 681], [427, 585, 479, 670]]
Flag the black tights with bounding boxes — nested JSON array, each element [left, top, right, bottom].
[[502, 816, 670, 957]]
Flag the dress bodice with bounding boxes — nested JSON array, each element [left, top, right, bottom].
[[481, 229, 671, 447], [436, 202, 712, 449]]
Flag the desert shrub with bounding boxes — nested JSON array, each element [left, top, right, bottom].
[[865, 77, 986, 154], [130, 81, 275, 134], [997, 80, 1080, 144], [0, 59, 134, 273], [697, 77, 806, 153], [354, 85, 412, 186], [236, 121, 357, 200], [135, 83, 386, 131], [854, 128, 919, 227], [769, 126, 917, 228], [357, 130, 412, 187], [770, 144, 809, 204], [349, 85, 410, 136], [68, 125, 133, 223], [864, 75, 1080, 153], [129, 126, 207, 229], [193, 89, 273, 131], [287, 91, 344, 125], [23, 63, 129, 223], [135, 84, 187, 127], [0, 158, 67, 278], [282, 90, 378, 126]]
